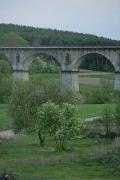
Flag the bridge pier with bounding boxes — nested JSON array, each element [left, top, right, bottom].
[[13, 70, 29, 81], [115, 73, 120, 89], [61, 71, 79, 92]]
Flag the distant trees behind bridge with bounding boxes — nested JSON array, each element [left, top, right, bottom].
[[0, 23, 120, 47]]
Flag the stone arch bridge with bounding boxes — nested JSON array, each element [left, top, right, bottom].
[[0, 46, 120, 91]]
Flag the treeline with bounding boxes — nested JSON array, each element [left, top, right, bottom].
[[0, 23, 120, 46]]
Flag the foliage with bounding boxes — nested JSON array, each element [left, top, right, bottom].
[[100, 79, 114, 102], [114, 102, 120, 135], [37, 101, 82, 150], [91, 137, 120, 174], [55, 103, 82, 151], [83, 89, 106, 104], [9, 81, 42, 133], [0, 59, 12, 75], [0, 59, 12, 104], [0, 135, 117, 179], [80, 54, 114, 72], [36, 101, 61, 146], [101, 105, 114, 137], [0, 23, 120, 46], [0, 31, 28, 47], [82, 80, 114, 104], [29, 56, 60, 74], [0, 76, 12, 104], [10, 80, 79, 133], [0, 170, 19, 180]]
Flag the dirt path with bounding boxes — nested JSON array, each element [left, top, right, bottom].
[[0, 116, 101, 141], [0, 130, 15, 140], [79, 77, 102, 85]]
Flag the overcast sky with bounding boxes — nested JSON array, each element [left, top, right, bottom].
[[0, 0, 120, 40]]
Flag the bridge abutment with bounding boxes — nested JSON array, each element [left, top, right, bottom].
[[61, 70, 79, 92]]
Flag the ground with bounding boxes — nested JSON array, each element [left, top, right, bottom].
[[0, 71, 119, 179], [0, 134, 118, 180]]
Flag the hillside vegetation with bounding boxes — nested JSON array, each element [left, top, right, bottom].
[[0, 23, 120, 47]]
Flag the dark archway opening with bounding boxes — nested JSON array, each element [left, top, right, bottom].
[[80, 53, 115, 72]]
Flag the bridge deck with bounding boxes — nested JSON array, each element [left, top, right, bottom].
[[0, 46, 120, 50]]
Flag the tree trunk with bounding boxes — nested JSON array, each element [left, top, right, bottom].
[[38, 131, 45, 146]]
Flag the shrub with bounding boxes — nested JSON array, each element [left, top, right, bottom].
[[37, 102, 83, 150], [54, 103, 82, 151], [10, 80, 80, 133], [0, 170, 19, 180], [36, 101, 61, 146], [114, 102, 120, 135], [90, 137, 120, 171], [0, 75, 12, 104], [101, 105, 114, 138], [83, 80, 114, 104]]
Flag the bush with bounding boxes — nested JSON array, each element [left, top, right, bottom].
[[0, 59, 12, 104], [90, 137, 120, 172], [114, 102, 120, 135], [0, 76, 12, 104], [37, 101, 83, 151], [29, 56, 60, 74], [10, 80, 80, 133], [83, 80, 114, 104], [0, 170, 19, 180], [101, 105, 114, 138]]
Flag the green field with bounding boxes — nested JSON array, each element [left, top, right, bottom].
[[78, 104, 115, 118], [0, 134, 118, 180], [30, 72, 115, 81], [0, 72, 119, 179], [30, 73, 60, 81], [79, 73, 115, 80]]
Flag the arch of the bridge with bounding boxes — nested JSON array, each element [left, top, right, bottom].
[[72, 52, 116, 71], [22, 52, 61, 71]]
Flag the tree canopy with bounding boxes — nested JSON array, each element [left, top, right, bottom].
[[0, 23, 120, 47]]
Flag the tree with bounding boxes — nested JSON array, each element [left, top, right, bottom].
[[10, 81, 79, 134], [0, 59, 12, 75], [114, 102, 120, 135], [0, 31, 28, 47], [0, 58, 12, 103], [55, 103, 81, 151], [10, 81, 42, 133], [102, 105, 114, 137], [37, 102, 83, 150], [36, 101, 61, 146], [100, 79, 114, 103], [0, 23, 120, 47], [29, 55, 59, 74]]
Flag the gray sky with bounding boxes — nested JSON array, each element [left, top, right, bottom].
[[0, 0, 120, 40]]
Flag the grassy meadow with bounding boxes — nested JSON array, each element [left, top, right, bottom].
[[0, 132, 117, 180], [0, 72, 119, 179]]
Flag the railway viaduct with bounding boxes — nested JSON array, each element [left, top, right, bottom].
[[0, 46, 120, 91]]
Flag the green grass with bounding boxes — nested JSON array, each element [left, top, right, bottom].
[[79, 73, 115, 80], [30, 72, 115, 81], [78, 104, 115, 118], [30, 73, 60, 81], [80, 84, 101, 94], [0, 134, 118, 180]]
